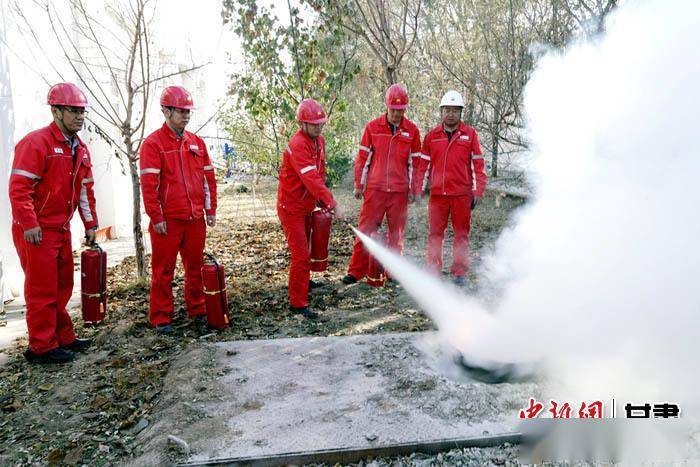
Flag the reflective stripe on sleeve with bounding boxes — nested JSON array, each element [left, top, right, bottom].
[[79, 185, 93, 222], [140, 168, 161, 175], [11, 169, 41, 179], [300, 165, 316, 174]]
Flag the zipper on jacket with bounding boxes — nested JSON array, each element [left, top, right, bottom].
[[441, 130, 459, 195], [63, 148, 83, 230], [178, 139, 195, 217], [386, 131, 398, 191]]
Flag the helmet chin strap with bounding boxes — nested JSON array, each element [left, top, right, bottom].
[[54, 108, 77, 137]]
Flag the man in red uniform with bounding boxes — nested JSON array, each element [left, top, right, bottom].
[[413, 91, 487, 285], [277, 99, 344, 319], [9, 83, 97, 363], [140, 86, 217, 333], [342, 84, 422, 284]]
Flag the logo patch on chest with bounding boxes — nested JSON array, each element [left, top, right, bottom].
[[190, 145, 200, 151], [400, 131, 410, 138], [54, 147, 64, 154], [460, 135, 470, 141]]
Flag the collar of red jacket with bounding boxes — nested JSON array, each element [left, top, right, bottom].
[[160, 122, 190, 142], [438, 120, 470, 135], [381, 112, 411, 132], [295, 128, 322, 145], [49, 121, 85, 147]]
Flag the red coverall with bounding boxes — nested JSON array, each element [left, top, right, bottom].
[[413, 122, 487, 277], [347, 114, 421, 279], [277, 130, 336, 308], [9, 122, 98, 354], [140, 124, 217, 326]]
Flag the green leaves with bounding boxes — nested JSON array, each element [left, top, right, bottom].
[[220, 0, 358, 177]]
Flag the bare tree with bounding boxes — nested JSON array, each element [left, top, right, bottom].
[[304, 0, 422, 85], [12, 0, 205, 278], [557, 0, 619, 36]]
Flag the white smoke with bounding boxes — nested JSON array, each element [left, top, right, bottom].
[[355, 0, 700, 419]]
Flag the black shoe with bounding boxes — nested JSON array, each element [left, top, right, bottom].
[[453, 275, 467, 286], [25, 348, 74, 364], [62, 337, 93, 352], [341, 274, 358, 285], [289, 306, 319, 320], [190, 314, 207, 324], [155, 324, 174, 334], [309, 280, 324, 289]]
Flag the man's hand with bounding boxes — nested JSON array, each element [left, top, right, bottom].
[[332, 204, 346, 221], [353, 187, 363, 200], [85, 227, 97, 246], [471, 195, 483, 210], [153, 221, 167, 235], [408, 193, 415, 204], [206, 215, 216, 227], [24, 226, 42, 245]]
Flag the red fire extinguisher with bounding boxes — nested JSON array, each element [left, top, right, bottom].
[[203, 252, 230, 330], [81, 243, 107, 323], [310, 208, 333, 272], [365, 232, 386, 287]]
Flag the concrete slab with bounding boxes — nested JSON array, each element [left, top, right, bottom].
[[138, 333, 535, 464]]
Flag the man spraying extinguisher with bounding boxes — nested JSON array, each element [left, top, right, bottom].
[[277, 99, 344, 319], [140, 86, 217, 333], [412, 90, 487, 285], [9, 83, 98, 364]]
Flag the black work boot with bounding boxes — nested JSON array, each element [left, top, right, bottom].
[[155, 324, 174, 334], [341, 274, 358, 285], [25, 348, 74, 364], [309, 280, 324, 289], [453, 275, 467, 287], [62, 337, 93, 352], [289, 306, 319, 320]]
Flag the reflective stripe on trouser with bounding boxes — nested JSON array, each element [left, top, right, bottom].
[[12, 224, 76, 354], [427, 194, 472, 277], [148, 217, 206, 326], [348, 189, 408, 279], [277, 207, 312, 308]]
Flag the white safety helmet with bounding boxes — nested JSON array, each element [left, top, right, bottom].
[[439, 90, 465, 108]]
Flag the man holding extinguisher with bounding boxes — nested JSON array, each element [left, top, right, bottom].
[[277, 99, 344, 319], [140, 86, 217, 333], [9, 83, 98, 364]]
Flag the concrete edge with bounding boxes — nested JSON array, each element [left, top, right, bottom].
[[177, 432, 522, 467]]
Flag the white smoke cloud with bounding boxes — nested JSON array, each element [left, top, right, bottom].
[[357, 0, 700, 419]]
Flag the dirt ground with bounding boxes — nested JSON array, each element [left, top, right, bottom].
[[0, 176, 525, 466]]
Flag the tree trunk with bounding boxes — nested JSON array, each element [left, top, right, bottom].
[[491, 134, 499, 178], [128, 156, 148, 279]]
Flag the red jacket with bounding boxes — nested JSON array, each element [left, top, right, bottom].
[[353, 114, 422, 194], [140, 124, 217, 224], [277, 130, 336, 215], [9, 122, 98, 231], [413, 122, 487, 197]]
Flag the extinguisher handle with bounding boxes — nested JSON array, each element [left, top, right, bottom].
[[204, 252, 219, 268]]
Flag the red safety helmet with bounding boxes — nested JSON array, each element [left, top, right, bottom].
[[385, 84, 409, 110], [296, 98, 328, 124], [160, 86, 194, 109], [47, 83, 89, 107]]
